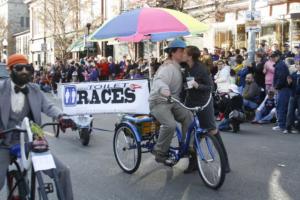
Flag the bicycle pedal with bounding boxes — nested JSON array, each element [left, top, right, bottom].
[[43, 183, 54, 193]]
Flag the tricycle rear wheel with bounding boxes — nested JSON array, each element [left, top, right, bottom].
[[113, 124, 141, 174]]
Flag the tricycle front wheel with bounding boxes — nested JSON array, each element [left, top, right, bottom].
[[79, 128, 91, 146], [196, 133, 226, 190]]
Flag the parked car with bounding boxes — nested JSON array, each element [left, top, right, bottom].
[[0, 63, 9, 79]]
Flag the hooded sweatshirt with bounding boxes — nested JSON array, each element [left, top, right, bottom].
[[149, 59, 183, 107]]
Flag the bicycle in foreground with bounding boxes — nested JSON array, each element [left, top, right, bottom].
[[2, 117, 65, 200], [113, 94, 226, 189]]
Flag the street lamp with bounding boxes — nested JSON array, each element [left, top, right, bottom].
[[86, 23, 92, 57], [86, 23, 91, 35]]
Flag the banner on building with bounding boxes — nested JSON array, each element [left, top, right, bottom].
[[60, 79, 150, 115]]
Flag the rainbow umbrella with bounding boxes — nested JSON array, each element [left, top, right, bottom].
[[89, 7, 209, 42]]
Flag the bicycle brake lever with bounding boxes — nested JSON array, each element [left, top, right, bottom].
[[167, 96, 173, 103]]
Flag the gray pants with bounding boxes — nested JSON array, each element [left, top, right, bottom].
[[151, 102, 193, 154], [0, 148, 73, 200]]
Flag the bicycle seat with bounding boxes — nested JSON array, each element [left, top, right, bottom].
[[148, 114, 157, 121], [124, 114, 155, 123]]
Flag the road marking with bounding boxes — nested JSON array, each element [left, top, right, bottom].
[[44, 131, 55, 137], [268, 168, 291, 200]]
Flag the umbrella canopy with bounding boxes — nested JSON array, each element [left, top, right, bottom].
[[89, 7, 209, 42]]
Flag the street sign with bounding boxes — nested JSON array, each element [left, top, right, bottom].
[[246, 20, 261, 32], [245, 10, 261, 33], [246, 27, 261, 33], [83, 35, 94, 49], [245, 10, 261, 21]]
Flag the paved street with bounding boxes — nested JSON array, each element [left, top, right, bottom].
[[1, 95, 300, 200]]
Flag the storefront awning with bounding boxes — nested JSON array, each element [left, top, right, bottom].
[[67, 36, 87, 52]]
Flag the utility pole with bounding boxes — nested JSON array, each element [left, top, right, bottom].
[[101, 0, 105, 56], [43, 0, 47, 69], [86, 23, 91, 57], [75, 0, 79, 38], [247, 0, 256, 63]]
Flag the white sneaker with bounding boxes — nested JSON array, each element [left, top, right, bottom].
[[291, 130, 299, 134], [272, 126, 284, 131], [283, 129, 290, 134], [283, 129, 299, 134]]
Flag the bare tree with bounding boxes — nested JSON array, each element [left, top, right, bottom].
[[0, 16, 8, 60], [127, 0, 188, 11], [127, 0, 234, 19], [37, 0, 103, 61], [190, 0, 237, 22], [0, 17, 8, 42]]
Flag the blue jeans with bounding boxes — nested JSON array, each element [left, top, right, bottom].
[[286, 96, 300, 130], [255, 108, 275, 122], [243, 99, 258, 110], [276, 88, 291, 129], [238, 86, 244, 94], [219, 118, 230, 130]]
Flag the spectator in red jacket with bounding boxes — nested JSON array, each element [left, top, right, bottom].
[[98, 57, 109, 80]]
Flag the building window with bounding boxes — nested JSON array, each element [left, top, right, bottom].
[[26, 17, 29, 27], [20, 17, 24, 27]]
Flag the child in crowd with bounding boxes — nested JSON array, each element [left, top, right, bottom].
[[252, 90, 276, 124]]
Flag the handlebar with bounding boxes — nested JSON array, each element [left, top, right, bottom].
[[0, 118, 59, 171], [1, 128, 27, 135], [164, 93, 212, 112], [1, 122, 60, 135]]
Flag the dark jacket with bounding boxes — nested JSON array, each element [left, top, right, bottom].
[[273, 60, 290, 90], [184, 61, 213, 107], [77, 66, 85, 82], [289, 71, 300, 96], [253, 60, 266, 88], [282, 51, 295, 60], [224, 93, 244, 118], [67, 65, 76, 82]]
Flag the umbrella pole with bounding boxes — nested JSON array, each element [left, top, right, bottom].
[[148, 41, 152, 79]]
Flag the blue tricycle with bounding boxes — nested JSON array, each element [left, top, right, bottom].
[[113, 95, 226, 189]]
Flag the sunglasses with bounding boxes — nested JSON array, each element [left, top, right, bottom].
[[13, 64, 34, 72]]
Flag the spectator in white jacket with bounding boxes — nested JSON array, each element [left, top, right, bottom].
[[214, 60, 231, 93]]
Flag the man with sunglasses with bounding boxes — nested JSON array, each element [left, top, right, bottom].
[[0, 54, 74, 199]]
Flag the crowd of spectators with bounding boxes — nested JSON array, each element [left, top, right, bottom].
[[33, 40, 300, 134], [209, 42, 300, 134]]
